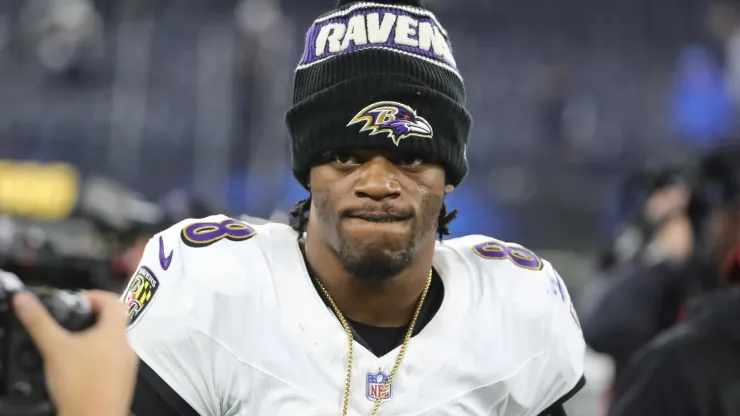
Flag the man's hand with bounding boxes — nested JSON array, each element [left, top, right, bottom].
[[13, 290, 138, 416]]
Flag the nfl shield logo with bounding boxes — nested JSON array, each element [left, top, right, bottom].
[[366, 370, 392, 402]]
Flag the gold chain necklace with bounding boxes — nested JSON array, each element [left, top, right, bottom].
[[314, 269, 433, 416]]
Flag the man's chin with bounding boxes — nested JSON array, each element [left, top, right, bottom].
[[344, 234, 411, 261], [343, 259, 407, 283], [338, 247, 412, 283], [334, 226, 418, 281]]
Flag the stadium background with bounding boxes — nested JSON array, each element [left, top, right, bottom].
[[1, 0, 738, 414]]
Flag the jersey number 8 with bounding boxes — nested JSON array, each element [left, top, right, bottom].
[[473, 240, 543, 271], [181, 219, 257, 247]]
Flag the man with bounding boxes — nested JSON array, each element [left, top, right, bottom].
[[580, 167, 697, 379], [607, 149, 740, 416], [112, 191, 227, 281], [607, 284, 740, 416], [124, 0, 586, 415]]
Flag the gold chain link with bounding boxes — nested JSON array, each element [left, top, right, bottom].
[[315, 269, 433, 416]]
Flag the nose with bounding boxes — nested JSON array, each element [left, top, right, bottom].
[[354, 156, 401, 201]]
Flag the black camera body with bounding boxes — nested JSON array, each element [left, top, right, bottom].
[[0, 271, 95, 416]]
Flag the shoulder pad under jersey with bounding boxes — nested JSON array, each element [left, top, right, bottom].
[[443, 235, 570, 316], [121, 214, 299, 332], [442, 234, 585, 387]]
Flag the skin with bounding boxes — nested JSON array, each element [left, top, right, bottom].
[[13, 290, 137, 416], [709, 205, 740, 267], [645, 185, 694, 262], [122, 235, 149, 276], [303, 148, 454, 328], [706, 1, 739, 42]]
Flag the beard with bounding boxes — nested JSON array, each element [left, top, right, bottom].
[[312, 190, 444, 283], [335, 234, 417, 283]]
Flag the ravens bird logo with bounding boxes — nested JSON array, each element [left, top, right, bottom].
[[347, 101, 433, 146]]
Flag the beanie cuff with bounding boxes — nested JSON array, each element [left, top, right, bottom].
[[287, 74, 470, 188]]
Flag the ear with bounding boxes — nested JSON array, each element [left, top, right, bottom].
[[444, 184, 455, 195]]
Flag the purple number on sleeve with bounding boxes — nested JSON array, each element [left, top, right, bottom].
[[473, 240, 543, 271], [180, 218, 257, 247]]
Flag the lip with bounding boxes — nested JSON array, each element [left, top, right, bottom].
[[345, 213, 412, 223], [343, 217, 412, 232]]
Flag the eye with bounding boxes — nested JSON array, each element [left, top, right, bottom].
[[397, 155, 424, 167], [333, 152, 360, 166]]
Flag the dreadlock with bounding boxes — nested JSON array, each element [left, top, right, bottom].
[[289, 196, 458, 241]]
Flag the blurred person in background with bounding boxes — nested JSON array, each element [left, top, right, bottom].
[[708, 0, 740, 111], [112, 190, 227, 281], [670, 44, 732, 150], [539, 64, 574, 153], [17, 0, 105, 79], [607, 148, 740, 416], [537, 63, 598, 163], [579, 165, 698, 379], [580, 148, 740, 403]]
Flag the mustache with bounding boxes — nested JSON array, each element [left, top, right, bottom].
[[340, 203, 414, 221]]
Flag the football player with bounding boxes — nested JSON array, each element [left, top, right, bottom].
[[124, 0, 586, 415]]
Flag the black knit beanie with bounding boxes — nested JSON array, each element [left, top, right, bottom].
[[286, 0, 472, 189]]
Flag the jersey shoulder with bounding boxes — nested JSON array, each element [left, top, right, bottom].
[[125, 215, 278, 415], [122, 214, 299, 332], [441, 235, 585, 394], [168, 213, 296, 250], [441, 234, 571, 314], [159, 213, 298, 291]]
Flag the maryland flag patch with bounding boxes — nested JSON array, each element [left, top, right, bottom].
[[122, 266, 160, 329]]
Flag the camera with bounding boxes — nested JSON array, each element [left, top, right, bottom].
[[0, 271, 95, 416]]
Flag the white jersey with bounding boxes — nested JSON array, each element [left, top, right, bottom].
[[124, 214, 585, 416]]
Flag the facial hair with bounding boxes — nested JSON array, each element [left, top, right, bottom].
[[313, 189, 444, 283]]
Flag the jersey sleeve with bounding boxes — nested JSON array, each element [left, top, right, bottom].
[[533, 261, 587, 413], [122, 224, 229, 416]]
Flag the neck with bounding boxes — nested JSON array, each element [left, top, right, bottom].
[[302, 235, 435, 328]]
